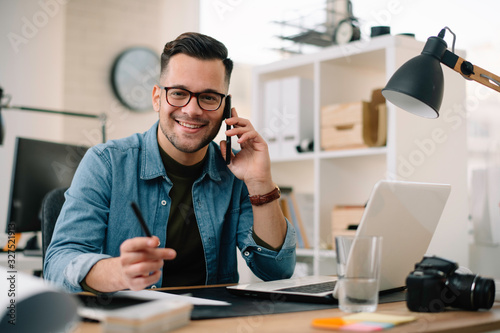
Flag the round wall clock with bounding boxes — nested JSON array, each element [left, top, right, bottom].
[[111, 47, 160, 112]]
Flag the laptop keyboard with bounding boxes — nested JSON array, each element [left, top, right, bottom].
[[276, 281, 336, 294]]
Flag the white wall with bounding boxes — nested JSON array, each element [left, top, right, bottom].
[[61, 0, 201, 146], [0, 0, 66, 241]]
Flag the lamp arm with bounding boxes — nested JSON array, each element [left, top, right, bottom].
[[454, 57, 500, 93], [440, 50, 500, 93], [7, 106, 107, 143], [0, 87, 107, 144], [1, 102, 107, 143], [6, 105, 100, 119]]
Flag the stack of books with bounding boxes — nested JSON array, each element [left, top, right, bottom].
[[100, 300, 192, 333]]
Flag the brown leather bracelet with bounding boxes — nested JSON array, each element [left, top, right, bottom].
[[249, 185, 281, 206]]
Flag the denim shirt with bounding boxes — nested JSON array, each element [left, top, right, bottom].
[[43, 121, 296, 293]]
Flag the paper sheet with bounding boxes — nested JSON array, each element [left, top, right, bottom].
[[117, 289, 231, 306]]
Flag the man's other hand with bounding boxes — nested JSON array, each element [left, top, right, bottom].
[[119, 236, 176, 291]]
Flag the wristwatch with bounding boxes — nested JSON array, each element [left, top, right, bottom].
[[249, 185, 281, 206]]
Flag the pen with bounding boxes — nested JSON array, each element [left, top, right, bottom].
[[130, 201, 152, 237]]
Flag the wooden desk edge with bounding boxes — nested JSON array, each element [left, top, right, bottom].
[[75, 286, 500, 333]]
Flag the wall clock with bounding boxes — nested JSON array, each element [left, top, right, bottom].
[[111, 47, 160, 112], [334, 19, 361, 45]]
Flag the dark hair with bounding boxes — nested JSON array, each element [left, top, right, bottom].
[[161, 32, 233, 87]]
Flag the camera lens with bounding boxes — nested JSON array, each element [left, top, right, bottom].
[[447, 274, 495, 310], [474, 277, 495, 309]]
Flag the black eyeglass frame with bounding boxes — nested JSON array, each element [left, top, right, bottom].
[[158, 85, 227, 111]]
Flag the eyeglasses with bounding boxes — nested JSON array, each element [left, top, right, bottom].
[[158, 85, 227, 111]]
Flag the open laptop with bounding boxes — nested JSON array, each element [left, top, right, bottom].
[[227, 180, 451, 303]]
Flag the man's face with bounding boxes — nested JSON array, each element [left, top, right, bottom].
[[153, 53, 227, 163]]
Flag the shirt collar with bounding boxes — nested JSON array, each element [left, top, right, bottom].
[[202, 142, 223, 182], [140, 121, 166, 180]]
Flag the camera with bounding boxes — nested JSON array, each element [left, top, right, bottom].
[[406, 256, 495, 312]]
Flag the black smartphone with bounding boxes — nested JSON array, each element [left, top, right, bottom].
[[224, 95, 232, 165]]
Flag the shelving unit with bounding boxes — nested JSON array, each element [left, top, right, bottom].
[[252, 35, 470, 276]]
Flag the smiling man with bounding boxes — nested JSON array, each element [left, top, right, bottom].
[[44, 32, 296, 293]]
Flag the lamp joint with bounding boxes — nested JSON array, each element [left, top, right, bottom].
[[460, 61, 475, 76]]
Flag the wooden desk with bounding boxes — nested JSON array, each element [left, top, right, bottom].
[[75, 301, 500, 333]]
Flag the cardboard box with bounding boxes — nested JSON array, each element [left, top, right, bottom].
[[331, 205, 365, 249], [363, 95, 387, 147]]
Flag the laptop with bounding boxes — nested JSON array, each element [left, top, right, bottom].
[[227, 180, 451, 303]]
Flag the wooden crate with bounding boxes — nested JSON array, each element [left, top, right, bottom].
[[320, 102, 368, 150], [320, 91, 387, 150], [321, 102, 364, 125]]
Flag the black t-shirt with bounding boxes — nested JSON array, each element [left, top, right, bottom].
[[159, 146, 207, 287]]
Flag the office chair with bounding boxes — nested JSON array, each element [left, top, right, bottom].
[[40, 187, 67, 266]]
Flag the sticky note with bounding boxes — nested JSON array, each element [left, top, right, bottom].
[[343, 312, 416, 325], [311, 317, 350, 329], [342, 321, 395, 331], [312, 313, 416, 331]]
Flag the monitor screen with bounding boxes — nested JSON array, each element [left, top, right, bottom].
[[6, 137, 89, 233]]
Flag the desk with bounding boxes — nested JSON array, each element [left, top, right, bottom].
[[74, 301, 500, 333]]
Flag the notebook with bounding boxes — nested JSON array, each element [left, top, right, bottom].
[[227, 180, 451, 303]]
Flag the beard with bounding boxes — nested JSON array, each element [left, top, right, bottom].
[[159, 112, 223, 154]]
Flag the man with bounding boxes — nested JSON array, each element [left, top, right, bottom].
[[44, 32, 296, 293]]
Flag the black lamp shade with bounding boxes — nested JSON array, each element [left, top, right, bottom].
[[382, 53, 444, 118]]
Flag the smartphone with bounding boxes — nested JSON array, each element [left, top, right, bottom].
[[224, 95, 232, 165]]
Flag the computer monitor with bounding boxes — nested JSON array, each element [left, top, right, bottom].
[[6, 137, 89, 235]]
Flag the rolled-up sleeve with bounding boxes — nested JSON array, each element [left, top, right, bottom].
[[237, 195, 297, 281], [241, 220, 296, 281]]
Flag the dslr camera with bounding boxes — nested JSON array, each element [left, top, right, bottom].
[[406, 256, 495, 312]]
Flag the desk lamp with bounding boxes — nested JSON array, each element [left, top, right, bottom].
[[382, 27, 500, 118], [0, 86, 107, 145]]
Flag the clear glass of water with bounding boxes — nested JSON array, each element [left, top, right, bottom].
[[335, 235, 382, 313]]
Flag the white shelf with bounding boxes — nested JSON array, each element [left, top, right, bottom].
[[271, 147, 387, 163], [318, 250, 336, 258], [318, 146, 387, 160], [296, 248, 336, 258], [296, 248, 314, 257], [253, 35, 470, 275], [270, 152, 315, 163]]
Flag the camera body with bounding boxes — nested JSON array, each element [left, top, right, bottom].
[[406, 256, 495, 312]]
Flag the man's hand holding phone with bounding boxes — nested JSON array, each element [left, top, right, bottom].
[[223, 107, 286, 249], [222, 107, 272, 186]]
